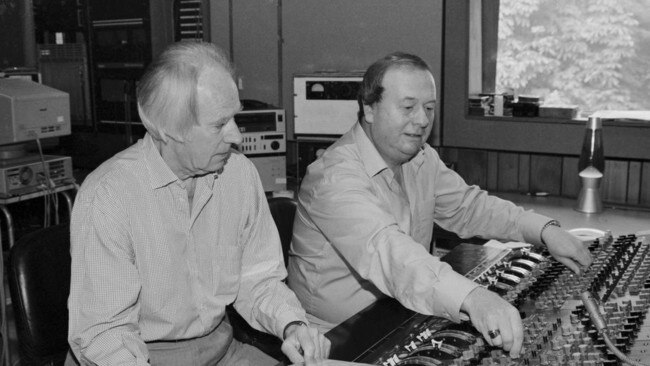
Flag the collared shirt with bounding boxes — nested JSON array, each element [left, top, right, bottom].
[[68, 133, 306, 365], [287, 123, 551, 331]]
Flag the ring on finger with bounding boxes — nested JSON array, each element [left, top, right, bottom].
[[488, 329, 500, 339]]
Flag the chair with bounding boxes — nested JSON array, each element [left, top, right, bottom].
[[7, 223, 71, 366], [267, 196, 298, 265], [228, 196, 298, 361]]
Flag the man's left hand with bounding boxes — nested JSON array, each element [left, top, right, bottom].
[[282, 323, 331, 365], [542, 226, 593, 274]]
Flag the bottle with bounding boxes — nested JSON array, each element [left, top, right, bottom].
[[578, 116, 604, 173]]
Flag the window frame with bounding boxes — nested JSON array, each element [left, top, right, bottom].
[[441, 0, 650, 160]]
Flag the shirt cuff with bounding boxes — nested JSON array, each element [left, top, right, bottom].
[[517, 210, 554, 246], [276, 311, 309, 340], [432, 270, 479, 323]]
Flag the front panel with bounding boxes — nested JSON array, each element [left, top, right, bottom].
[[293, 73, 362, 136]]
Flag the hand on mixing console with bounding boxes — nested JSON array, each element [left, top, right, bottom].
[[460, 287, 523, 358], [541, 225, 593, 274]]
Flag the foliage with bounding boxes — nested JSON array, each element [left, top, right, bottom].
[[496, 0, 650, 115]]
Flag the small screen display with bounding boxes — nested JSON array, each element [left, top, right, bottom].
[[306, 81, 360, 100], [235, 112, 277, 133]]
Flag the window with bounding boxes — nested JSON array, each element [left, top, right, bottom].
[[494, 0, 650, 117], [442, 1, 650, 160]]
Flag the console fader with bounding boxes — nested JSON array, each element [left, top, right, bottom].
[[355, 232, 650, 366]]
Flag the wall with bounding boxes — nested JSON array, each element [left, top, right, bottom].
[[281, 0, 443, 141], [209, 0, 281, 106], [0, 0, 36, 68], [441, 147, 650, 208], [211, 0, 444, 141]]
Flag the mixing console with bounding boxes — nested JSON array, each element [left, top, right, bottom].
[[353, 232, 650, 366]]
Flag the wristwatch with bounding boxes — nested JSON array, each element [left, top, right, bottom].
[[283, 320, 307, 339], [540, 219, 561, 246]]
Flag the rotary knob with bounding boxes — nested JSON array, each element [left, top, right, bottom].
[[19, 166, 34, 185]]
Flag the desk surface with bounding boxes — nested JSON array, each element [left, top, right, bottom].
[[494, 192, 650, 236]]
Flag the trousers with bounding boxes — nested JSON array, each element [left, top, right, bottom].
[[65, 320, 278, 365]]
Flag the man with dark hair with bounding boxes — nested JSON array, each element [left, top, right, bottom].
[[287, 52, 592, 358], [67, 41, 329, 366]]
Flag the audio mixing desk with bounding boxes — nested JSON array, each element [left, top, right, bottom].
[[326, 194, 650, 366]]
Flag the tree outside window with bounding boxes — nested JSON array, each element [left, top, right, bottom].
[[496, 0, 650, 116]]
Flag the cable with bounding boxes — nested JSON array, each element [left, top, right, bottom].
[[581, 291, 607, 331], [34, 135, 57, 227], [581, 291, 649, 366], [43, 186, 49, 228], [52, 180, 59, 224], [602, 332, 646, 366]]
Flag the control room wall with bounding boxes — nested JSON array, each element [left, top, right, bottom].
[[210, 0, 281, 108], [0, 0, 36, 69], [282, 0, 443, 143], [211, 0, 444, 142]]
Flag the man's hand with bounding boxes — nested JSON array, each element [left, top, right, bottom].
[[542, 226, 593, 274], [460, 287, 523, 358], [282, 323, 331, 365]]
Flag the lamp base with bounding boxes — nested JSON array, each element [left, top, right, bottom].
[[575, 187, 603, 214]]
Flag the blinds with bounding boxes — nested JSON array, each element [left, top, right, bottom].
[[174, 0, 208, 41]]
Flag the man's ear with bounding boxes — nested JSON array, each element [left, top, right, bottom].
[[363, 104, 375, 123], [139, 105, 170, 144]]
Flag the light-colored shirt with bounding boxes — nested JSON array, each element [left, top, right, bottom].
[[68, 133, 306, 365], [288, 123, 551, 331]]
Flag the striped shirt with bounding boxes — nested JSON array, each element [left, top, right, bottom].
[[288, 122, 551, 330], [68, 133, 306, 365]]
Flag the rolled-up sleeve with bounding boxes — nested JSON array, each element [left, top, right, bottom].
[[68, 183, 150, 366], [429, 154, 551, 246], [233, 165, 308, 338]]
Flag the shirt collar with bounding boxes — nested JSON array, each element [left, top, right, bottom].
[[351, 122, 427, 177], [410, 144, 427, 171], [142, 133, 183, 189], [351, 123, 388, 177]]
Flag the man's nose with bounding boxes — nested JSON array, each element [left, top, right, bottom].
[[224, 119, 243, 145], [413, 106, 431, 127]]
